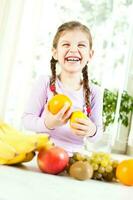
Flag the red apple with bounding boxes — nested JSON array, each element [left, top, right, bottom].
[[37, 146, 69, 174]]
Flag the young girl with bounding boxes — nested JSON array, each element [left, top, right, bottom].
[[22, 21, 103, 154]]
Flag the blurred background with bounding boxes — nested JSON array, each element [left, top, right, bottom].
[[0, 0, 133, 155]]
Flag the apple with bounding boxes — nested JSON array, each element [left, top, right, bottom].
[[37, 146, 69, 174]]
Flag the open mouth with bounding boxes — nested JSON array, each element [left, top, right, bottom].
[[65, 56, 81, 62]]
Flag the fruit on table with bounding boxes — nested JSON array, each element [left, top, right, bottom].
[[34, 135, 53, 151], [0, 120, 53, 165], [37, 146, 69, 174], [6, 151, 36, 165], [70, 110, 87, 128], [22, 151, 36, 162], [116, 159, 133, 186], [69, 160, 93, 180], [48, 94, 72, 114], [0, 119, 24, 136], [0, 133, 49, 154], [0, 140, 17, 164], [69, 152, 119, 182], [73, 152, 88, 161]]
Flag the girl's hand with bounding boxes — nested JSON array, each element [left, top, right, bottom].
[[71, 118, 96, 137], [44, 103, 72, 129]]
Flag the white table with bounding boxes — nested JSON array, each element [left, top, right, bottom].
[[0, 154, 133, 200]]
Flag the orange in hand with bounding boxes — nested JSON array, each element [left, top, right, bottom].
[[48, 94, 72, 115], [70, 110, 87, 128], [116, 159, 133, 186]]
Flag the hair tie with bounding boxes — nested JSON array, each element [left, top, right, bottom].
[[50, 85, 55, 92], [86, 106, 91, 115]]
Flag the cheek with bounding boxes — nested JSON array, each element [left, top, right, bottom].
[[57, 49, 68, 60], [84, 50, 91, 58]]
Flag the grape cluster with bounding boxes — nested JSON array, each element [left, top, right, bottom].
[[90, 152, 119, 182], [68, 152, 119, 182]]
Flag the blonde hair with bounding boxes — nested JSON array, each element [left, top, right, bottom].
[[53, 21, 92, 49]]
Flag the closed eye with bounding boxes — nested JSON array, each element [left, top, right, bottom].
[[62, 43, 70, 47], [78, 44, 86, 47]]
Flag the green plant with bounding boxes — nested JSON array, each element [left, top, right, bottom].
[[103, 89, 133, 130], [103, 89, 117, 130], [119, 91, 133, 126], [91, 80, 133, 130]]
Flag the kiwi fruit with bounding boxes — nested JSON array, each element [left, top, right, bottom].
[[69, 161, 93, 180]]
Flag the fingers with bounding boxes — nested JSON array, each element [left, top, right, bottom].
[[44, 102, 72, 127], [62, 107, 73, 121], [75, 118, 89, 125], [71, 122, 88, 132], [87, 124, 96, 136], [71, 122, 89, 136], [56, 103, 70, 120], [71, 128, 85, 136], [71, 121, 96, 137]]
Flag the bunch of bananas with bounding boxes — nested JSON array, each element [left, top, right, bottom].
[[0, 119, 53, 165]]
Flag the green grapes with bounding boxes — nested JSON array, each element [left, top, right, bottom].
[[69, 151, 119, 182], [89, 152, 119, 182]]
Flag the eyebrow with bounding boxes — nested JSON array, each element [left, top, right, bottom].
[[60, 40, 69, 44], [60, 40, 88, 44], [78, 41, 88, 44]]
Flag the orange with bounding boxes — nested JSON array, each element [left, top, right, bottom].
[[48, 94, 72, 114], [116, 159, 133, 186], [70, 110, 87, 128]]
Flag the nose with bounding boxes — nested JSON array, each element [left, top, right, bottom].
[[69, 44, 78, 53]]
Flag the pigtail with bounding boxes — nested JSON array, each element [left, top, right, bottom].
[[50, 57, 58, 95], [82, 65, 91, 116]]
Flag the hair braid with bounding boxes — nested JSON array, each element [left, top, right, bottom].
[[50, 57, 58, 95], [82, 65, 91, 116]]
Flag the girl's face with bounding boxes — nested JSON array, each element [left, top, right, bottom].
[[52, 29, 93, 74]]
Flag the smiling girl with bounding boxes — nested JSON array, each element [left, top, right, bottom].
[[22, 21, 103, 154]]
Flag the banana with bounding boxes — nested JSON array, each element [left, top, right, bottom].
[[0, 140, 17, 160], [0, 158, 8, 165], [0, 120, 53, 166], [0, 134, 37, 154], [22, 151, 35, 162], [0, 132, 50, 154], [0, 120, 22, 136], [37, 139, 54, 151], [33, 134, 53, 151], [6, 151, 35, 165], [6, 153, 26, 165]]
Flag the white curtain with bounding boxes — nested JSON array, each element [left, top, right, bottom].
[[0, 0, 25, 118], [0, 0, 45, 127]]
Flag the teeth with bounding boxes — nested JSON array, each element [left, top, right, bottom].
[[66, 58, 80, 61]]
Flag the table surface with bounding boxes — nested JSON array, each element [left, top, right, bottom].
[[0, 153, 133, 200]]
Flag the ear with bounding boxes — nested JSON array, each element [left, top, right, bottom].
[[89, 49, 94, 59], [86, 50, 94, 65], [52, 48, 58, 60], [87, 50, 94, 63]]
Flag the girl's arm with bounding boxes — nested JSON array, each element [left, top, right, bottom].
[[21, 76, 51, 133]]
